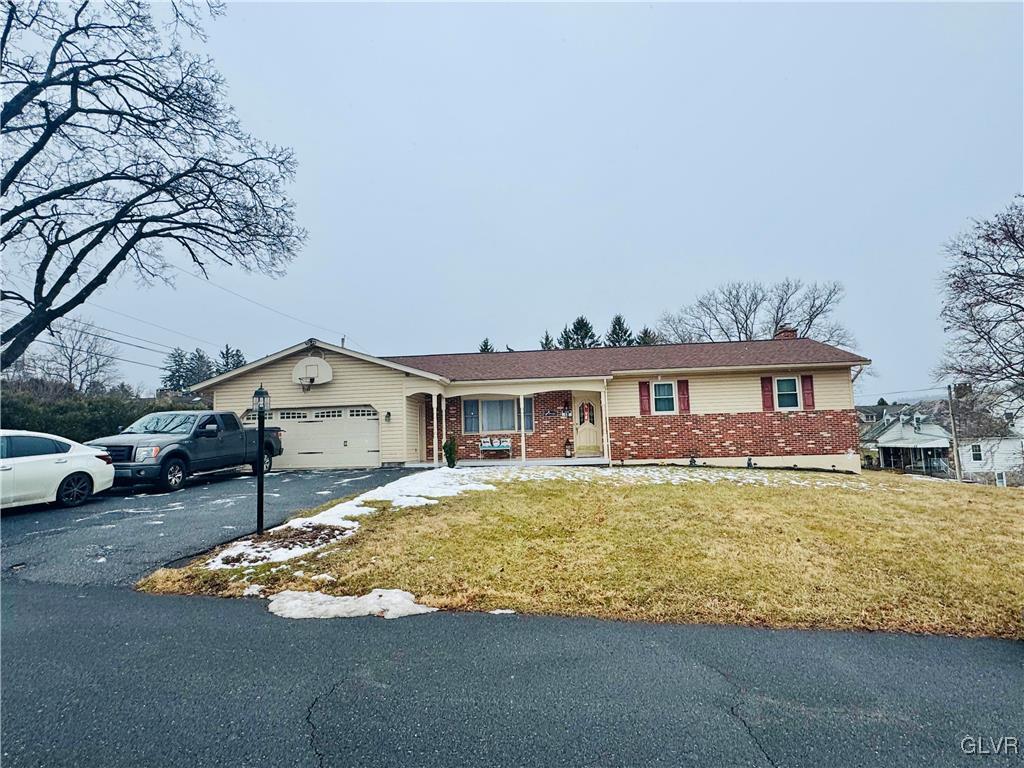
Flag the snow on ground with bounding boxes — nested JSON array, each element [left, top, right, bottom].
[[267, 589, 437, 620], [205, 465, 892, 571]]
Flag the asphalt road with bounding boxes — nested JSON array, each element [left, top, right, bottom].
[[2, 468, 1022, 767]]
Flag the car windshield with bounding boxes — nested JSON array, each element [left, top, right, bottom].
[[123, 413, 198, 435]]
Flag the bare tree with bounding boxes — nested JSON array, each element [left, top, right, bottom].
[[938, 196, 1024, 414], [34, 317, 119, 391], [0, 0, 305, 368], [657, 279, 855, 347]]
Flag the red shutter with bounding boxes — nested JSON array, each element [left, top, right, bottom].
[[760, 376, 775, 411], [639, 381, 651, 415], [801, 374, 815, 410], [677, 380, 690, 414]]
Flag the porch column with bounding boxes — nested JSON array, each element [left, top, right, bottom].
[[433, 393, 440, 467], [519, 394, 527, 465], [600, 384, 611, 467], [440, 395, 447, 453]]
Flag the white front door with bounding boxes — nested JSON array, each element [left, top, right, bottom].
[[573, 394, 603, 457], [272, 406, 382, 469]]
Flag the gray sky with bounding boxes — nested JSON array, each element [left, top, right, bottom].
[[87, 2, 1022, 402]]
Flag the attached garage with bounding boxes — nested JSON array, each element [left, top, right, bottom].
[[248, 406, 381, 469]]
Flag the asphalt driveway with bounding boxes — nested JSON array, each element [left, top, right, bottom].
[[0, 467, 417, 586]]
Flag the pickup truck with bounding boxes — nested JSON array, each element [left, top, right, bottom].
[[87, 411, 284, 491]]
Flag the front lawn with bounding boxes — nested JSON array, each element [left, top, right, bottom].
[[140, 467, 1023, 638]]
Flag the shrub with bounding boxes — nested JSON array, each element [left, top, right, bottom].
[[0, 387, 205, 443], [442, 437, 458, 468]]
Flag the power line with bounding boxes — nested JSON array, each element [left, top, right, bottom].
[[858, 385, 949, 398], [2, 273, 220, 349], [169, 265, 369, 352], [1, 309, 171, 357], [27, 337, 166, 371]]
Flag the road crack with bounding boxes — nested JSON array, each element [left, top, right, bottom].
[[705, 661, 779, 768], [305, 682, 339, 768]]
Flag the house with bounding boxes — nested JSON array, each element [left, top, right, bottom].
[[190, 329, 869, 472], [958, 433, 1023, 487], [858, 406, 952, 475]]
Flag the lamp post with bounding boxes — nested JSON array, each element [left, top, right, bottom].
[[252, 384, 270, 535]]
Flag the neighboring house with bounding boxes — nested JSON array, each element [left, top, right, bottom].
[[191, 330, 869, 472], [858, 406, 952, 475], [958, 431, 1024, 487]]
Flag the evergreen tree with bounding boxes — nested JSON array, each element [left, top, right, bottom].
[[568, 316, 600, 348], [635, 326, 661, 346], [539, 330, 556, 350], [605, 314, 634, 347], [876, 397, 889, 406], [478, 338, 495, 353], [215, 345, 247, 375], [160, 347, 189, 391], [557, 325, 574, 349], [184, 348, 216, 387]]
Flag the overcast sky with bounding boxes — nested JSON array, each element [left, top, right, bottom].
[[82, 2, 1022, 402]]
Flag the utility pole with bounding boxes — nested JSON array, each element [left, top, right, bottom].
[[947, 384, 963, 481]]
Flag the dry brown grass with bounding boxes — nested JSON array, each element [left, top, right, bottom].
[[140, 471, 1023, 638]]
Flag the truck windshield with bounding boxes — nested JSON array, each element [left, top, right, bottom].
[[123, 413, 198, 435]]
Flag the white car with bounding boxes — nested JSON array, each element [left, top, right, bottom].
[[0, 430, 115, 509]]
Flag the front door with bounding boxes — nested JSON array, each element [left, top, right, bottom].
[[573, 394, 603, 457]]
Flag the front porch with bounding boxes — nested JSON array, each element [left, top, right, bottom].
[[413, 383, 612, 466]]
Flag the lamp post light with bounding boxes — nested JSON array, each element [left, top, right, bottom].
[[252, 384, 271, 535]]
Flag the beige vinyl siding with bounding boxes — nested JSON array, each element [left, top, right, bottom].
[[207, 349, 433, 463], [606, 368, 855, 417], [405, 395, 425, 461]]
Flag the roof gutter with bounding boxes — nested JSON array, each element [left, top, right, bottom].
[[608, 360, 871, 377]]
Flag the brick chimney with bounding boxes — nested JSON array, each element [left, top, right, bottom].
[[773, 324, 798, 340]]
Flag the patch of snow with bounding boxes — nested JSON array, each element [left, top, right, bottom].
[[143, 520, 164, 525], [311, 573, 336, 583], [267, 589, 437, 620], [93, 557, 107, 563], [243, 584, 264, 597], [489, 609, 516, 615]]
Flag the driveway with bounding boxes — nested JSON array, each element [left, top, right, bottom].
[[2, 467, 1022, 768], [0, 467, 417, 586]]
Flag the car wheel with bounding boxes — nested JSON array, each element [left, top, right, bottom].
[[252, 453, 273, 475], [57, 473, 93, 507], [160, 458, 187, 492]]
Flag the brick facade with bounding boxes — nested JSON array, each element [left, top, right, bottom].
[[425, 391, 574, 461], [423, 391, 859, 463], [608, 409, 860, 462]]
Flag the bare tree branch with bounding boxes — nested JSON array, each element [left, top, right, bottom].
[[1, 0, 305, 369]]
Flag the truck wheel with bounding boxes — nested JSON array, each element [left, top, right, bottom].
[[252, 453, 272, 475], [159, 458, 187, 491]]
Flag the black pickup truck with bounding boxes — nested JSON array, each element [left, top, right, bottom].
[[87, 411, 284, 491]]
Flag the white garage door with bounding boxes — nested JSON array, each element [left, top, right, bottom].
[[268, 406, 381, 469]]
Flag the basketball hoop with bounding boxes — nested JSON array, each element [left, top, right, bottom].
[[298, 376, 315, 392]]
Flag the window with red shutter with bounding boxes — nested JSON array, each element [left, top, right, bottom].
[[801, 374, 815, 410], [677, 380, 690, 414], [639, 381, 651, 415], [761, 376, 774, 411]]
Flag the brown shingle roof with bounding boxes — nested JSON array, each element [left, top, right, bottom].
[[385, 339, 869, 382]]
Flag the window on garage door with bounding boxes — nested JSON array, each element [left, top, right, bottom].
[[314, 409, 345, 418]]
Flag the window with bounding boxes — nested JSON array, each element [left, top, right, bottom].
[[314, 409, 346, 419], [653, 382, 675, 412], [278, 411, 308, 420], [775, 377, 799, 409], [197, 414, 219, 431], [243, 411, 274, 421], [7, 436, 67, 458], [971, 444, 982, 462], [463, 399, 480, 433], [221, 414, 241, 432], [462, 398, 533, 434], [483, 399, 516, 431], [348, 408, 377, 417]]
